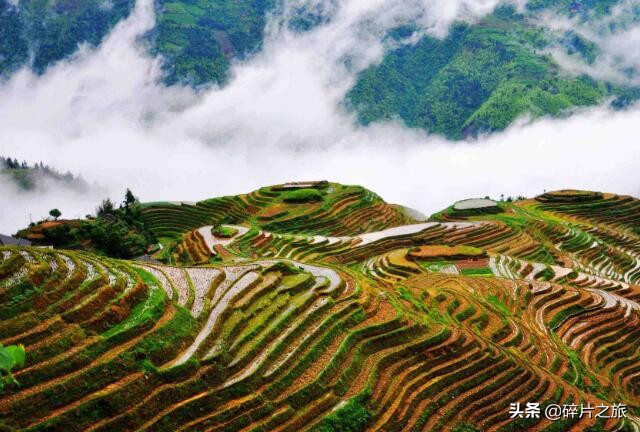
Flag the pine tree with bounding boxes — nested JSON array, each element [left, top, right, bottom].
[[124, 188, 137, 209]]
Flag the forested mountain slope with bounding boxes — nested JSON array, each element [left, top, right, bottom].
[[2, 0, 639, 138]]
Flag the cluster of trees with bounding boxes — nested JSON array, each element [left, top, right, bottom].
[[87, 189, 154, 258], [1, 155, 86, 191], [497, 194, 527, 202], [32, 189, 156, 259], [1, 156, 76, 180], [0, 157, 29, 169]]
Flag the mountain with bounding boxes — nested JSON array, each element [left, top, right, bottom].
[[347, 5, 640, 139], [2, 0, 639, 139], [2, 183, 640, 431], [149, 0, 275, 86], [0, 0, 136, 74], [0, 0, 271, 85]]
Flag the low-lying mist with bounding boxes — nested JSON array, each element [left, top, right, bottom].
[[0, 0, 639, 234]]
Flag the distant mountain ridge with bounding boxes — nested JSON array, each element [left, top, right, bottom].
[[0, 156, 89, 192]]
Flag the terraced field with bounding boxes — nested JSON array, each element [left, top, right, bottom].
[[2, 187, 640, 431], [140, 182, 414, 254]]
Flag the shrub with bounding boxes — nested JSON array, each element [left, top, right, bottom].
[[262, 261, 303, 275], [0, 344, 25, 392], [310, 394, 372, 432], [212, 226, 239, 238], [460, 267, 493, 276], [282, 188, 324, 203]]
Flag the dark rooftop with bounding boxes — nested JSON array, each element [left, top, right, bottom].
[[0, 234, 32, 247]]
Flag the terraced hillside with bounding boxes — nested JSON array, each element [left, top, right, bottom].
[[2, 187, 640, 431], [139, 182, 415, 260]]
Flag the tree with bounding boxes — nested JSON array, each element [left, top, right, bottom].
[[96, 198, 115, 218], [123, 188, 137, 209], [49, 208, 61, 220]]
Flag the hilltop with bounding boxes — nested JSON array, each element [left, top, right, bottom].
[[16, 182, 415, 261], [1, 184, 640, 431]]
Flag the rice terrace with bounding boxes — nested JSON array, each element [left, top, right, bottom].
[[0, 182, 639, 431]]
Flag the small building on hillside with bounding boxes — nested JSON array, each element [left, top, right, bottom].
[[0, 234, 32, 247]]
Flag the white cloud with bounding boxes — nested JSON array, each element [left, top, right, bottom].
[[0, 179, 101, 231], [536, 0, 640, 86], [0, 0, 639, 234]]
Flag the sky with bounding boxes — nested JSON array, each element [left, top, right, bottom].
[[0, 0, 639, 233]]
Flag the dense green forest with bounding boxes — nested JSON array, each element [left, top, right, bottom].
[[1, 0, 638, 138], [0, 0, 271, 85], [150, 0, 275, 85], [0, 0, 136, 75], [347, 6, 640, 138]]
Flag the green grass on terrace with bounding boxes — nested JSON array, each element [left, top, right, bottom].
[[102, 267, 167, 339]]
